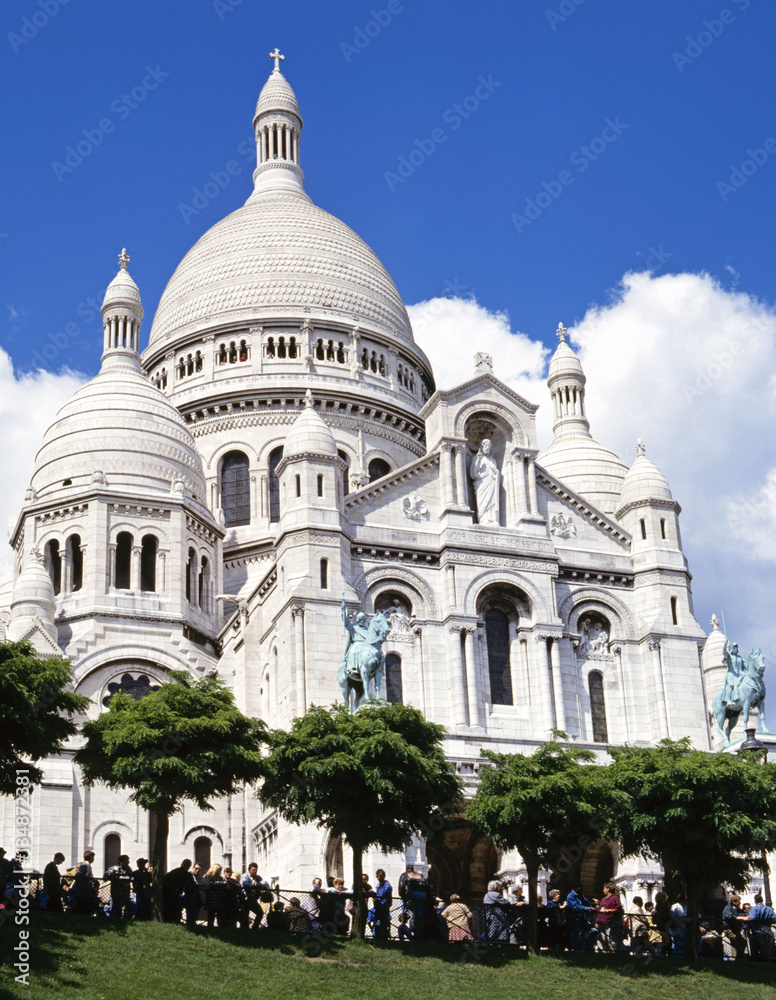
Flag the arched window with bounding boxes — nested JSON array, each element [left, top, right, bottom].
[[269, 447, 283, 523], [485, 608, 513, 705], [140, 535, 157, 593], [278, 337, 287, 359], [194, 836, 212, 871], [221, 451, 250, 527], [45, 539, 61, 595], [316, 339, 325, 361], [588, 671, 608, 743], [229, 341, 237, 364], [385, 652, 403, 704], [199, 556, 210, 613], [239, 339, 249, 362], [320, 558, 328, 590], [368, 458, 391, 483], [186, 547, 196, 603], [115, 532, 132, 590], [338, 450, 350, 497], [68, 534, 83, 592], [104, 833, 121, 871], [195, 351, 203, 372]]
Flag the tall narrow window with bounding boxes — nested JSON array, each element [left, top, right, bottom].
[[660, 518, 666, 540], [338, 450, 350, 497], [115, 532, 132, 590], [221, 451, 250, 527], [640, 518, 647, 540], [45, 540, 61, 595], [671, 596, 678, 625], [68, 535, 83, 592], [269, 447, 283, 523], [589, 671, 608, 743], [104, 833, 121, 871], [186, 548, 196, 603], [199, 556, 210, 613], [295, 474, 301, 497], [140, 535, 157, 592], [385, 652, 403, 704], [320, 558, 328, 590], [485, 608, 513, 705], [368, 458, 391, 483], [317, 474, 324, 497]]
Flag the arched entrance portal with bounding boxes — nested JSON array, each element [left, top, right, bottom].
[[426, 819, 500, 900]]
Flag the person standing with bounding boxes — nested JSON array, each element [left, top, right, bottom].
[[105, 854, 135, 920], [43, 853, 66, 913], [371, 869, 393, 940], [132, 858, 152, 921], [596, 883, 625, 952], [71, 850, 98, 916], [566, 882, 598, 951], [721, 894, 746, 960], [441, 894, 474, 942], [746, 893, 776, 961]]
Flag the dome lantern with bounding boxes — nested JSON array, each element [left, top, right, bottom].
[[250, 49, 306, 198], [101, 248, 144, 367]]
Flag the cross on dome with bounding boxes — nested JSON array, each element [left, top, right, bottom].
[[556, 322, 567, 343], [269, 47, 285, 72], [118, 248, 130, 270]]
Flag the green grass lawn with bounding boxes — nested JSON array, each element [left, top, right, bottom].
[[1, 915, 774, 1000]]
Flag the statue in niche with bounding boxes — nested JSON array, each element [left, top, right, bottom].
[[469, 438, 500, 525], [577, 616, 609, 657], [384, 601, 412, 634]]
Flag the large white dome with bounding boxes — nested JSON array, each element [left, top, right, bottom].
[[146, 190, 415, 351]]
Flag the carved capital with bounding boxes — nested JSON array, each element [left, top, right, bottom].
[[291, 605, 305, 619], [648, 640, 661, 651], [441, 442, 454, 454]]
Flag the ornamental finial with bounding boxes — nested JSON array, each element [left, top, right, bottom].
[[636, 439, 645, 457], [711, 613, 720, 631], [304, 388, 314, 408], [556, 323, 567, 343], [118, 248, 130, 270], [269, 48, 285, 72]]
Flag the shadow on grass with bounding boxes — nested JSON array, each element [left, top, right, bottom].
[[3, 915, 775, 987]]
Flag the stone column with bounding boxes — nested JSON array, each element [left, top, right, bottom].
[[527, 456, 538, 515], [462, 626, 481, 728], [292, 605, 306, 715], [454, 445, 468, 506], [440, 443, 455, 508], [513, 451, 528, 515], [157, 549, 167, 593], [649, 640, 670, 737], [537, 635, 557, 732], [548, 637, 566, 732], [108, 543, 116, 591], [448, 625, 468, 727], [131, 546, 142, 592]]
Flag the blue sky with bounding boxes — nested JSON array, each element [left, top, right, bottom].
[[2, 0, 776, 710]]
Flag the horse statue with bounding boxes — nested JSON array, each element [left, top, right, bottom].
[[712, 647, 769, 745], [338, 599, 391, 711]]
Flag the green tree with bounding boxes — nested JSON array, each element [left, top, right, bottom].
[[74, 671, 265, 920], [0, 641, 89, 795], [467, 732, 610, 954], [259, 702, 462, 938], [605, 738, 776, 963]]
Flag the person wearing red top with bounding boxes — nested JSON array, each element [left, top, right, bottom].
[[596, 883, 625, 952]]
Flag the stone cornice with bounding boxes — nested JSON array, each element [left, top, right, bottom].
[[616, 497, 682, 518], [345, 453, 440, 511]]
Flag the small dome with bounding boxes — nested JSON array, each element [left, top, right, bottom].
[[103, 254, 143, 314], [254, 69, 301, 122], [548, 341, 583, 379], [9, 551, 56, 631], [284, 392, 337, 459], [31, 354, 206, 502], [540, 437, 629, 515], [618, 446, 672, 510]]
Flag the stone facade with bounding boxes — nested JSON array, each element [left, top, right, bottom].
[[0, 60, 752, 904]]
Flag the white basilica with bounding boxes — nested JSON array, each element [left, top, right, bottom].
[[0, 57, 741, 901]]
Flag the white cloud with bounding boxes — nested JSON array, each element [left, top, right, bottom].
[[410, 272, 776, 694], [0, 349, 86, 577]]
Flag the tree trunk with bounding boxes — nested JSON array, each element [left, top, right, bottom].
[[151, 808, 170, 923], [350, 842, 365, 939], [524, 856, 540, 956]]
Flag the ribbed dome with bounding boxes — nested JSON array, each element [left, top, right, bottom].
[[147, 192, 415, 350], [11, 557, 55, 612], [284, 392, 337, 458], [617, 450, 672, 510], [103, 264, 143, 312], [31, 354, 206, 502], [254, 69, 301, 121], [548, 341, 583, 377], [540, 437, 628, 515]]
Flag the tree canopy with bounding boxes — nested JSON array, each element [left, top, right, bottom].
[[74, 670, 265, 918], [259, 701, 462, 937], [467, 732, 613, 953], [0, 641, 89, 794], [604, 737, 776, 961]]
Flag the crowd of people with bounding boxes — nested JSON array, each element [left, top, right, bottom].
[[3, 847, 775, 961]]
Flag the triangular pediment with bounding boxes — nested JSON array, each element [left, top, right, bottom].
[[421, 371, 539, 418], [345, 452, 441, 527], [536, 465, 631, 549]]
